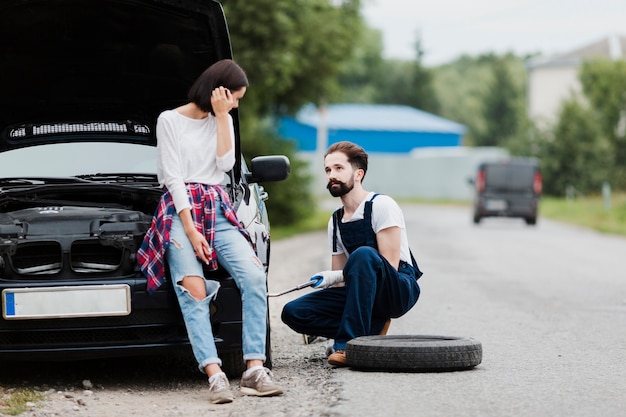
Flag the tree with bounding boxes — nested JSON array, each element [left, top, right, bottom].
[[579, 59, 626, 188], [371, 35, 440, 113], [219, 0, 363, 224], [239, 118, 315, 226], [501, 115, 545, 158], [475, 56, 522, 146], [336, 25, 385, 103], [431, 53, 529, 146], [539, 98, 612, 196], [222, 0, 362, 116]]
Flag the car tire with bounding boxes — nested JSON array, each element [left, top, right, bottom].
[[525, 217, 537, 225], [264, 313, 273, 370], [345, 335, 482, 372], [473, 214, 481, 224], [220, 318, 273, 378], [221, 349, 246, 377]]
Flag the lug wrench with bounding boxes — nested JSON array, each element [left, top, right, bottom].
[[268, 278, 321, 297]]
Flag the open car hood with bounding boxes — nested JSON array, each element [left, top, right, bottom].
[[0, 0, 234, 151]]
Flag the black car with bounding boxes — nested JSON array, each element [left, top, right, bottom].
[[470, 158, 542, 225], [0, 0, 289, 376]]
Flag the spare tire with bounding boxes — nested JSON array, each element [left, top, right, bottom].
[[346, 335, 482, 372]]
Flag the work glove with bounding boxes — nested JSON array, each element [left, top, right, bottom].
[[310, 270, 344, 289]]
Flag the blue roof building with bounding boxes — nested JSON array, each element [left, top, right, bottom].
[[278, 103, 466, 153]]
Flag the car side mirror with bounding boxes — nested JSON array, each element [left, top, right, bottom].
[[246, 155, 290, 183]]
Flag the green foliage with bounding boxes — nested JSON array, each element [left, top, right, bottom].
[[579, 60, 626, 139], [374, 59, 440, 113], [336, 26, 385, 103], [216, 0, 626, 226], [432, 56, 489, 144], [336, 31, 440, 113], [432, 53, 527, 146], [239, 116, 316, 226], [501, 114, 545, 158], [475, 56, 522, 146], [223, 0, 362, 116], [217, 0, 364, 227], [579, 59, 626, 188], [539, 98, 612, 196], [215, 2, 625, 224], [0, 387, 44, 416]]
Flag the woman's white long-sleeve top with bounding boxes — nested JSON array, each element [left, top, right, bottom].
[[156, 109, 236, 213]]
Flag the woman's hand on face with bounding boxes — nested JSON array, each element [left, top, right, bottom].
[[211, 86, 233, 116]]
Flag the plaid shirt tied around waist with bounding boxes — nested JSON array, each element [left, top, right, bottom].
[[137, 183, 250, 293]]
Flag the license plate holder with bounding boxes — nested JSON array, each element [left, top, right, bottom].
[[485, 199, 507, 211], [2, 284, 131, 320]]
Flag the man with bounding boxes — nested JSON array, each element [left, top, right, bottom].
[[281, 141, 423, 366]]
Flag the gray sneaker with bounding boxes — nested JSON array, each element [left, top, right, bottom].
[[240, 367, 284, 397], [208, 372, 234, 404]]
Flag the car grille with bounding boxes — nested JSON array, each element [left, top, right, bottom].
[[5, 239, 134, 279], [71, 240, 124, 272], [12, 241, 63, 275]]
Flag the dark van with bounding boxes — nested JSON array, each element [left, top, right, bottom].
[[471, 158, 542, 225]]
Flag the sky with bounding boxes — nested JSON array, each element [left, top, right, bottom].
[[361, 0, 626, 66]]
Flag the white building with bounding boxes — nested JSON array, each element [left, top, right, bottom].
[[526, 34, 626, 127]]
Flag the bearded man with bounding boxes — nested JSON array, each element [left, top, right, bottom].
[[281, 141, 423, 366]]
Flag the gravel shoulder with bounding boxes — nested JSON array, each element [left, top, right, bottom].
[[0, 231, 338, 417]]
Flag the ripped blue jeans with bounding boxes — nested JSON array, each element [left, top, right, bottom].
[[166, 208, 268, 373]]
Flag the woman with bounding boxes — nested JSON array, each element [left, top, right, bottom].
[[138, 59, 283, 404]]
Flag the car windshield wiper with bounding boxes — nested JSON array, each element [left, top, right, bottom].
[[0, 175, 159, 188], [74, 173, 159, 184], [0, 177, 92, 186]]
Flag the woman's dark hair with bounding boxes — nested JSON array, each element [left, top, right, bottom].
[[187, 59, 249, 114], [325, 141, 368, 180]]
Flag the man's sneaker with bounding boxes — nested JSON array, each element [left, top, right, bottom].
[[208, 372, 234, 404], [327, 350, 348, 367], [240, 367, 283, 397]]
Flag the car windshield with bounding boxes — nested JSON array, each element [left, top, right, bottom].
[[0, 143, 157, 178], [484, 164, 535, 191]]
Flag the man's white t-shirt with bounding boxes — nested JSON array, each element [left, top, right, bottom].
[[327, 192, 412, 264]]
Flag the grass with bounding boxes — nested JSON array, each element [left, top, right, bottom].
[[270, 209, 332, 240], [540, 193, 626, 237], [0, 387, 44, 416]]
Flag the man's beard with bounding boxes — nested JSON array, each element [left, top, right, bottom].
[[327, 179, 354, 197]]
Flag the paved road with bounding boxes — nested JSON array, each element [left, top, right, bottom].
[[5, 203, 625, 417], [269, 203, 626, 417]]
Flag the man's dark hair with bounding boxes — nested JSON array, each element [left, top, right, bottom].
[[325, 141, 368, 180], [187, 59, 249, 114]]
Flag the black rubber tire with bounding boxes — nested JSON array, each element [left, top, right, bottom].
[[221, 319, 273, 378], [264, 313, 273, 370], [221, 349, 246, 377], [346, 335, 482, 372]]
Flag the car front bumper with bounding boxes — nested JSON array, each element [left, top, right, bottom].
[[0, 274, 243, 361]]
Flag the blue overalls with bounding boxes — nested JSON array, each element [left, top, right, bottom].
[[281, 194, 422, 351]]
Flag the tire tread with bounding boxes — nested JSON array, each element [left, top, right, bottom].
[[346, 335, 482, 372]]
